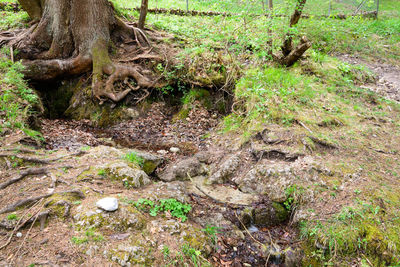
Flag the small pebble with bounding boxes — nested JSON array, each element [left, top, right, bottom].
[[157, 150, 168, 155], [170, 147, 180, 153], [16, 232, 22, 238]]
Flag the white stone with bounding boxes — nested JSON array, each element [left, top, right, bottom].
[[169, 147, 180, 153], [16, 232, 22, 238], [96, 197, 118, 212], [157, 150, 168, 155]]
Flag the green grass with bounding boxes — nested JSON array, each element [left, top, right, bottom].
[[0, 49, 42, 140], [300, 199, 400, 265]]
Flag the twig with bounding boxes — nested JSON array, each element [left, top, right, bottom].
[[0, 200, 42, 250], [297, 120, 313, 134], [11, 200, 45, 263], [234, 210, 264, 247], [10, 46, 13, 63]]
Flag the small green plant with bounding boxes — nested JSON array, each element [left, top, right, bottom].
[[81, 145, 91, 151], [7, 213, 18, 221], [162, 245, 170, 259], [97, 169, 106, 176], [201, 224, 221, 244], [283, 185, 303, 211], [71, 236, 88, 245], [123, 152, 145, 167], [181, 243, 202, 267], [72, 229, 104, 245], [134, 198, 192, 222]]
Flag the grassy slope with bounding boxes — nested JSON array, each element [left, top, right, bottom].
[[1, 0, 400, 265], [116, 1, 400, 265]]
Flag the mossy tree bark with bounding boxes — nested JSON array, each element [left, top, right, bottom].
[[11, 0, 153, 103]]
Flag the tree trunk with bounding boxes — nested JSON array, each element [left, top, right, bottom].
[[268, 0, 273, 12], [138, 0, 149, 30], [10, 0, 155, 103]]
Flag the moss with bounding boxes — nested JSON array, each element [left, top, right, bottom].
[[108, 233, 155, 266], [182, 227, 211, 255], [271, 202, 289, 223], [77, 206, 147, 232], [46, 191, 85, 218], [142, 160, 158, 175]]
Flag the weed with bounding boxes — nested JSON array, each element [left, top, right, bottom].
[[162, 245, 170, 258], [97, 169, 106, 176], [134, 198, 191, 222], [181, 243, 202, 267], [201, 224, 221, 245], [123, 152, 144, 167], [7, 213, 18, 221], [283, 185, 303, 211]]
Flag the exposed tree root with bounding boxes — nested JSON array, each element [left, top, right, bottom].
[[0, 150, 85, 165], [0, 167, 48, 190], [0, 189, 85, 214], [0, 1, 165, 104]]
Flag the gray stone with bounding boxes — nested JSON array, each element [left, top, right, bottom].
[[105, 162, 151, 188], [96, 197, 118, 212], [158, 157, 206, 182], [208, 154, 241, 184]]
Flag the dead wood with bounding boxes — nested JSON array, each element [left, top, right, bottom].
[[0, 167, 48, 190]]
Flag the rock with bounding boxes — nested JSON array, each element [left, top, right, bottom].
[[253, 202, 289, 227], [207, 154, 241, 184], [234, 156, 319, 202], [283, 247, 303, 267], [96, 197, 118, 212], [158, 157, 206, 182], [169, 147, 180, 153], [157, 150, 168, 155], [105, 162, 151, 188], [132, 151, 163, 174]]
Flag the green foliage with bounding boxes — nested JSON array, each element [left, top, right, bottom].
[[300, 199, 400, 265], [0, 54, 40, 140], [7, 213, 18, 221], [134, 198, 192, 222], [181, 243, 202, 267], [123, 152, 145, 167], [283, 185, 304, 211], [97, 169, 106, 176], [201, 224, 221, 245], [71, 229, 104, 245]]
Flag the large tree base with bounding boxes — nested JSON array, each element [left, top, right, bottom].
[[0, 0, 167, 104]]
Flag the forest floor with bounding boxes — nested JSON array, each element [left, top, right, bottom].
[[1, 0, 400, 266]]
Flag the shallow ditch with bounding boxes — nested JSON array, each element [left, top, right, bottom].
[[25, 79, 303, 266]]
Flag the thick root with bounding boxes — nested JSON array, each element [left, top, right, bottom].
[[21, 54, 92, 80], [93, 63, 155, 103]]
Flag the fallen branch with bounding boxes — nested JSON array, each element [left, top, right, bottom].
[[0, 167, 48, 190]]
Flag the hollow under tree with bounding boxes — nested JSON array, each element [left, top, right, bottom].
[[3, 0, 157, 103]]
